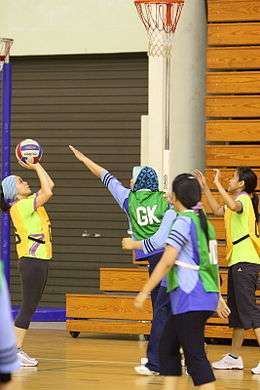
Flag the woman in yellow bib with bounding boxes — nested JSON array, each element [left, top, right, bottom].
[[0, 162, 54, 367], [193, 167, 260, 375]]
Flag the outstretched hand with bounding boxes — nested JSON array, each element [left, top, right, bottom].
[[18, 160, 38, 170], [69, 145, 87, 162], [192, 169, 207, 190], [213, 169, 221, 187]]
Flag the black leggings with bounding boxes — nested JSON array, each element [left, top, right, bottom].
[[15, 257, 49, 330], [147, 253, 163, 311], [159, 311, 215, 387], [0, 373, 11, 383]]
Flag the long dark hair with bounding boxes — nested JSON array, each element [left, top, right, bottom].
[[172, 173, 209, 243], [237, 166, 259, 223], [0, 186, 11, 212]]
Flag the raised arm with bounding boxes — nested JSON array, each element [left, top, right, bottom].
[[213, 169, 242, 213], [41, 168, 54, 190], [34, 164, 54, 208], [192, 169, 224, 217], [69, 145, 130, 211], [69, 145, 103, 177], [19, 161, 54, 208]]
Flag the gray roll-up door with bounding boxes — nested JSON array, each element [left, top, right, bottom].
[[10, 53, 148, 307]]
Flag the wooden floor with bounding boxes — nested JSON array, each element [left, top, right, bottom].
[[8, 330, 260, 390]]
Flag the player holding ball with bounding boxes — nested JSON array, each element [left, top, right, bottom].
[[0, 139, 54, 367]]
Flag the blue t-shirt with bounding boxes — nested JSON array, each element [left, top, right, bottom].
[[166, 215, 219, 315]]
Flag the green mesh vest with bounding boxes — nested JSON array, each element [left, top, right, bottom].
[[128, 191, 169, 240], [167, 211, 220, 293]]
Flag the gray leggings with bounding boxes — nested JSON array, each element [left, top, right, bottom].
[[15, 257, 49, 330]]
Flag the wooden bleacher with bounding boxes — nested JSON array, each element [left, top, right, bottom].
[[205, 0, 260, 339], [66, 1, 260, 340], [66, 269, 152, 337], [66, 267, 259, 338]]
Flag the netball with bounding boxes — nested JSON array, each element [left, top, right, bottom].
[[15, 139, 43, 164]]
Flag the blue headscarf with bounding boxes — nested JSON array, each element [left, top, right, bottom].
[[1, 175, 17, 203], [132, 166, 159, 192]]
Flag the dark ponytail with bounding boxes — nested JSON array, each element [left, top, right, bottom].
[[172, 174, 209, 244], [251, 192, 259, 224], [237, 167, 259, 223], [0, 187, 10, 212], [198, 208, 209, 244]]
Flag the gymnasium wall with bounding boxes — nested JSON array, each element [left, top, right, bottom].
[[2, 0, 208, 178], [10, 53, 148, 307], [1, 0, 146, 55]]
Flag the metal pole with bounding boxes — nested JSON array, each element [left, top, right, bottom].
[[1, 61, 12, 285], [163, 55, 171, 191]]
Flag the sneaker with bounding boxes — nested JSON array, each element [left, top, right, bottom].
[[134, 365, 159, 376], [212, 354, 243, 370], [180, 347, 185, 367], [17, 350, 38, 367], [140, 357, 148, 366], [252, 362, 260, 374]]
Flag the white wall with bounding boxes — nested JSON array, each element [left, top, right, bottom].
[[141, 0, 207, 189], [1, 0, 146, 55], [171, 0, 206, 177]]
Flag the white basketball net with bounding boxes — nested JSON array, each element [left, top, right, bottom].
[[135, 1, 184, 57], [148, 29, 174, 57]]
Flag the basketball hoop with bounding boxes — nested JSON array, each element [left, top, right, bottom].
[[0, 38, 13, 72], [134, 0, 184, 57]]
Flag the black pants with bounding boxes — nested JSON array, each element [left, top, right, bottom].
[[0, 373, 11, 383], [147, 253, 163, 311], [159, 311, 215, 387], [146, 286, 171, 372], [228, 262, 260, 329], [15, 257, 49, 330]]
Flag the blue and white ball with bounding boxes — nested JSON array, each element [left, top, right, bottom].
[[15, 139, 43, 164]]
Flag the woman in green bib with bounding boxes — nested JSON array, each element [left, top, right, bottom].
[[0, 162, 54, 368], [193, 167, 260, 375], [69, 145, 171, 375], [69, 145, 169, 308]]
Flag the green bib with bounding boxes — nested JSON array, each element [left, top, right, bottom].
[[128, 191, 169, 240], [167, 211, 220, 293]]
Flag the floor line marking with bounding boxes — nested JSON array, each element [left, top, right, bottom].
[[40, 358, 137, 365]]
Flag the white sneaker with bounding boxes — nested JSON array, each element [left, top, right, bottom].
[[252, 362, 260, 374], [134, 365, 159, 376], [212, 354, 243, 370], [140, 357, 148, 366], [181, 353, 185, 367], [179, 347, 185, 367], [17, 350, 38, 367]]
